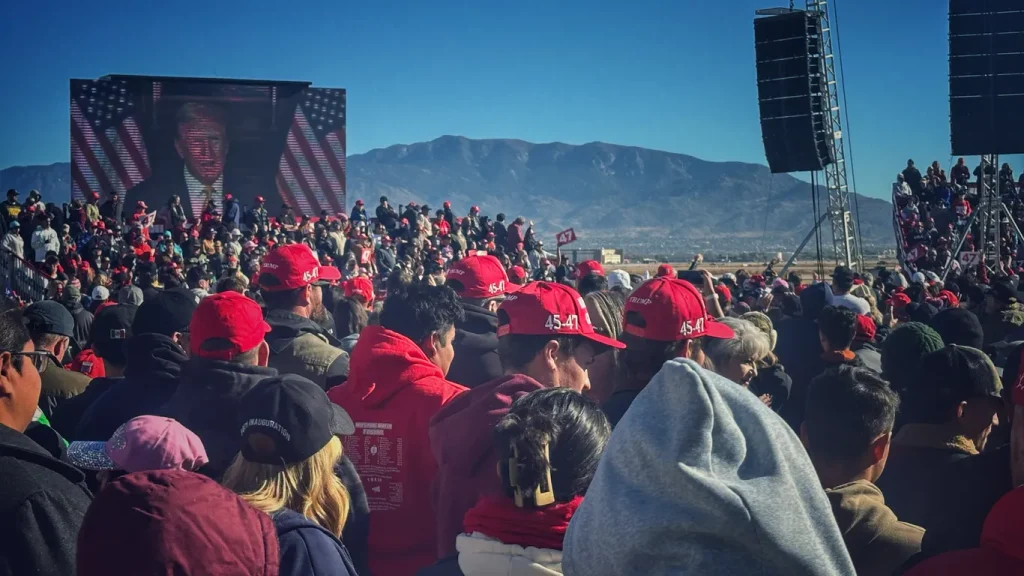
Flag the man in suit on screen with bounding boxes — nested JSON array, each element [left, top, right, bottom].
[[127, 102, 231, 221]]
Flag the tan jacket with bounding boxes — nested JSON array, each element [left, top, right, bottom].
[[826, 480, 924, 576]]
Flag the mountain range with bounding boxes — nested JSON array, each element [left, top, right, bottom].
[[1, 135, 894, 256]]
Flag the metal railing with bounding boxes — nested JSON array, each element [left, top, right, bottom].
[[0, 248, 51, 303]]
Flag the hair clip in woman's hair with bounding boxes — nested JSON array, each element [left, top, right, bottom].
[[508, 443, 555, 508]]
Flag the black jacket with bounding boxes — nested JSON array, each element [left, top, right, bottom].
[[447, 303, 502, 389], [0, 423, 92, 576], [774, 315, 825, 431], [160, 358, 278, 478], [334, 456, 372, 576], [603, 387, 643, 428], [918, 444, 1012, 558], [748, 364, 792, 414], [66, 301, 94, 351], [376, 204, 398, 230], [49, 376, 120, 441], [74, 333, 187, 441], [875, 424, 978, 529]]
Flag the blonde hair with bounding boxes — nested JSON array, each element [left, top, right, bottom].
[[849, 284, 884, 325], [222, 436, 349, 537]]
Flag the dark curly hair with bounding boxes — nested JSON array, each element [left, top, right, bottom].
[[380, 283, 463, 346]]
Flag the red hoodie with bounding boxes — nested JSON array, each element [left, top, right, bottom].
[[327, 325, 467, 576], [428, 373, 545, 559]]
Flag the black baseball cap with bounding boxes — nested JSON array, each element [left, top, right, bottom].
[[238, 375, 355, 466], [832, 266, 855, 285], [132, 288, 199, 337], [92, 305, 137, 364], [920, 344, 1002, 405], [6, 189, 17, 198], [23, 301, 74, 339]]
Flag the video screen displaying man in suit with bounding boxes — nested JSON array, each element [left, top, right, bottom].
[[126, 103, 230, 221], [71, 76, 348, 225], [176, 103, 229, 220]]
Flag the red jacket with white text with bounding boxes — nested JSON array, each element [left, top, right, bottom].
[[327, 325, 467, 576]]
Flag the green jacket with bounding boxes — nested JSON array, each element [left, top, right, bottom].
[[39, 356, 91, 420], [265, 310, 349, 391]]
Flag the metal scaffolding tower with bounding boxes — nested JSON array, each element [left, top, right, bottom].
[[806, 0, 861, 270]]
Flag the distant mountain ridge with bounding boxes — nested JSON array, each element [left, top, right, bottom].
[[1, 135, 894, 254]]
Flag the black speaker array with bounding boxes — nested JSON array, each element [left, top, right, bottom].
[[754, 11, 834, 174], [949, 0, 1024, 155]]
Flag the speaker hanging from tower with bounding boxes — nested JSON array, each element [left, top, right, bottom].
[[754, 10, 834, 174]]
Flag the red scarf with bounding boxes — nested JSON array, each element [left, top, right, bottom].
[[462, 495, 582, 551]]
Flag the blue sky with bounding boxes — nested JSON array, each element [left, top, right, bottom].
[[0, 0, 1011, 199]]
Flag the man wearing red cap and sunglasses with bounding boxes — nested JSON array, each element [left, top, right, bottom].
[[603, 275, 735, 427], [259, 244, 349, 391], [429, 281, 626, 560]]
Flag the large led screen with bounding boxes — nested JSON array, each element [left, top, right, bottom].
[[70, 76, 346, 220]]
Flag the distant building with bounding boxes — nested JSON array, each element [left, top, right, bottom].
[[566, 248, 624, 265]]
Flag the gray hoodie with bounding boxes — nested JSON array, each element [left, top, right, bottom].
[[563, 358, 855, 576]]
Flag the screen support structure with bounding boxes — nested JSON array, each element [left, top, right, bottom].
[[808, 0, 861, 271]]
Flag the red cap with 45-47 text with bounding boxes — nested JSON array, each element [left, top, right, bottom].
[[446, 255, 521, 299], [258, 244, 341, 292], [497, 281, 625, 349], [624, 277, 734, 342]]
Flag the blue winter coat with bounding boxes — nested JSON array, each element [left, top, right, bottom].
[[272, 508, 360, 576]]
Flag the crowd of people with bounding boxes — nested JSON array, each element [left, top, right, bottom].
[[4, 184, 1024, 575], [894, 157, 1024, 281]]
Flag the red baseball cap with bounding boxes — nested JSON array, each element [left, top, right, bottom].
[[497, 281, 625, 349], [355, 199, 364, 205], [470, 205, 480, 213], [446, 255, 521, 299], [189, 291, 271, 360], [657, 264, 675, 278], [888, 292, 912, 308], [854, 314, 876, 343], [255, 195, 265, 203], [258, 244, 341, 292], [344, 277, 375, 307], [508, 265, 527, 285], [575, 260, 605, 278], [623, 278, 734, 342], [444, 201, 451, 208]]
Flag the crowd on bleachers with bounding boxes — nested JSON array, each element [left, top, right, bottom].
[[895, 157, 1024, 282], [6, 182, 1024, 575]]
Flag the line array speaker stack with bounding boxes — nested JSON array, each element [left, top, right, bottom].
[[754, 11, 834, 174], [950, 0, 1024, 155]]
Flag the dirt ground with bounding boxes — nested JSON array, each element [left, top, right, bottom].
[[618, 258, 895, 279]]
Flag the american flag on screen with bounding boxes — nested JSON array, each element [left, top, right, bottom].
[[70, 79, 151, 199], [276, 88, 347, 216]]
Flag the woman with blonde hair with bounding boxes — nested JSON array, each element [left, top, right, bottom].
[[223, 374, 359, 576], [849, 283, 884, 326]]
